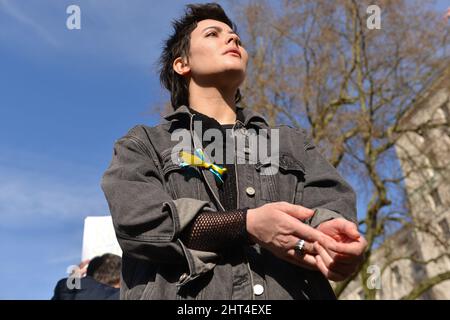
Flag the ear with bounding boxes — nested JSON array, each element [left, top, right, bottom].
[[173, 57, 190, 76]]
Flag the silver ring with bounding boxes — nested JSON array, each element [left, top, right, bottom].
[[294, 239, 306, 256]]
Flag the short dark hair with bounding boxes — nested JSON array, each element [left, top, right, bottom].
[[158, 2, 242, 110], [87, 253, 121, 287]]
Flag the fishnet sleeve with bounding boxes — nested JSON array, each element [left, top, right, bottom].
[[179, 208, 252, 251]]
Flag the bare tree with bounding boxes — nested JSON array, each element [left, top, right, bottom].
[[227, 0, 450, 299]]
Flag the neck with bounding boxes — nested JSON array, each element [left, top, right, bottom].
[[188, 83, 237, 125]]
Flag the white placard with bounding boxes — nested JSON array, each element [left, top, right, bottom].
[[81, 216, 122, 261]]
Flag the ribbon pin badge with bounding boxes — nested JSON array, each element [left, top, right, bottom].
[[178, 148, 227, 184]]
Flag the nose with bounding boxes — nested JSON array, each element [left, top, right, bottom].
[[226, 33, 240, 47]]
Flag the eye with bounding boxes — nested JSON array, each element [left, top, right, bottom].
[[206, 31, 217, 37]]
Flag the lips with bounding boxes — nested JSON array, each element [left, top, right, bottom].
[[224, 49, 241, 57]]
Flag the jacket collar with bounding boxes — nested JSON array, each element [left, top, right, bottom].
[[163, 104, 269, 128]]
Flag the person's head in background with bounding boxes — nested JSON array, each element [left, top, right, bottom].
[[86, 253, 121, 288], [159, 3, 248, 123]]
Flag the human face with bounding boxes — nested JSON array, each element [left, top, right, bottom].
[[184, 19, 248, 88]]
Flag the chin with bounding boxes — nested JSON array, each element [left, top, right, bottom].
[[221, 64, 245, 74]]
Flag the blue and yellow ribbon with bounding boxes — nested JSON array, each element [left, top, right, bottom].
[[178, 148, 227, 184]]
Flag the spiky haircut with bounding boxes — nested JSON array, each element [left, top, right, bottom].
[[158, 2, 242, 110]]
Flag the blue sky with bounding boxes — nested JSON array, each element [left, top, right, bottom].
[[1, 0, 449, 300], [0, 0, 237, 299]]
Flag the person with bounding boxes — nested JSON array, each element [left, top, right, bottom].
[[101, 3, 367, 300], [51, 253, 121, 300]]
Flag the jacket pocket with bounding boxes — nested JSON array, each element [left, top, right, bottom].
[[256, 152, 305, 203], [161, 148, 202, 199]]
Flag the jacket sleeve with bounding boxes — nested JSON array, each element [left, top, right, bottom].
[[100, 126, 220, 286], [299, 132, 358, 228]]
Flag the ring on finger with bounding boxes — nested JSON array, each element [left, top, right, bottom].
[[294, 239, 306, 256]]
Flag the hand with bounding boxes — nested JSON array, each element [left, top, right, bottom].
[[70, 259, 90, 278], [246, 202, 337, 271], [314, 218, 367, 281]]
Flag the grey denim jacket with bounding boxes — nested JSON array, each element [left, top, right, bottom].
[[101, 105, 357, 300]]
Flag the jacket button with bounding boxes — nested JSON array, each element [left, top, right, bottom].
[[253, 284, 264, 296], [246, 187, 256, 196]]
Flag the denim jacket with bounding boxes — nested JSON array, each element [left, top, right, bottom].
[[101, 105, 357, 300]]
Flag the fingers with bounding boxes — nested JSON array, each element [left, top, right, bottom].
[[269, 235, 319, 271], [334, 218, 361, 240], [332, 236, 367, 258], [299, 241, 316, 256], [315, 255, 347, 282], [269, 245, 318, 271], [314, 242, 358, 276], [314, 241, 358, 282], [275, 202, 315, 221], [277, 235, 317, 255], [316, 219, 367, 264], [317, 234, 367, 269], [288, 217, 331, 244], [79, 259, 90, 269], [293, 239, 317, 256], [316, 236, 359, 265], [282, 213, 366, 267], [285, 250, 318, 271]]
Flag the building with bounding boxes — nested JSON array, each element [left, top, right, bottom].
[[338, 67, 450, 300]]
